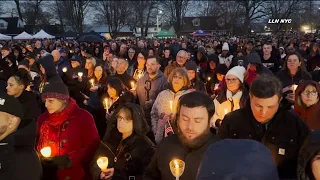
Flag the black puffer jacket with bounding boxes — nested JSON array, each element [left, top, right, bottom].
[[297, 130, 320, 180], [218, 101, 310, 179]]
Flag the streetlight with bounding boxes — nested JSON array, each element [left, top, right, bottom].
[[157, 10, 163, 33]]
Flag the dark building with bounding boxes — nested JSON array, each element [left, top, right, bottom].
[[180, 17, 231, 36], [0, 17, 25, 35]]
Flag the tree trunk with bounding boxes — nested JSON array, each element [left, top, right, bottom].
[[14, 0, 23, 21]]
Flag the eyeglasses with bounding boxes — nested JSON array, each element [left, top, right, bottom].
[[302, 91, 318, 96], [116, 116, 131, 123], [225, 78, 238, 83]]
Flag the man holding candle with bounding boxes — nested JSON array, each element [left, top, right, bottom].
[[218, 75, 310, 179], [144, 91, 220, 180], [0, 93, 41, 180]]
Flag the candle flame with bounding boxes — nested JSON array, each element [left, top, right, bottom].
[[207, 77, 211, 81], [78, 72, 83, 77], [62, 67, 67, 72], [40, 147, 51, 158], [292, 84, 298, 91], [174, 160, 179, 168], [97, 157, 109, 170]]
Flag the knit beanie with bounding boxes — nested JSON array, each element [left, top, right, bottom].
[[42, 82, 69, 102], [222, 42, 229, 51], [185, 60, 198, 72], [226, 66, 246, 83], [216, 64, 228, 75]]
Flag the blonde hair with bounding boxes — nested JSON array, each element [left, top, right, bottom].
[[168, 68, 190, 87], [87, 57, 96, 67]]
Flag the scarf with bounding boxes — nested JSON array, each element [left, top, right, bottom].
[[37, 98, 77, 154], [226, 89, 243, 100]]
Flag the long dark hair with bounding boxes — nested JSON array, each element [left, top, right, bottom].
[[93, 64, 108, 83], [103, 103, 149, 141], [106, 77, 127, 97]]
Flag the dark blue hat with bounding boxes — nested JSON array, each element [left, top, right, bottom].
[[197, 139, 279, 180]]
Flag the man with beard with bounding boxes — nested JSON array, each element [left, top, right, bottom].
[[143, 91, 220, 180], [0, 93, 41, 179], [136, 56, 168, 142]]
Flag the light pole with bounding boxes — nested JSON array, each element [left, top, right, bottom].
[[157, 10, 163, 33]]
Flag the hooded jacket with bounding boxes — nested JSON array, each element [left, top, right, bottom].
[[276, 68, 312, 89], [294, 80, 320, 131], [0, 120, 42, 180], [90, 103, 155, 180], [297, 130, 320, 180], [197, 139, 279, 180], [37, 55, 62, 84], [218, 101, 310, 179]]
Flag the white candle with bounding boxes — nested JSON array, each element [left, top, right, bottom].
[[104, 98, 109, 113], [138, 73, 142, 79], [40, 146, 51, 158], [62, 67, 67, 72], [78, 72, 83, 78], [90, 79, 95, 87], [174, 160, 179, 180], [169, 100, 173, 113], [292, 84, 298, 91], [97, 157, 109, 171], [131, 81, 136, 90]]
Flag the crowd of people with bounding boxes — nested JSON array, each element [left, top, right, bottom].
[[0, 34, 320, 180]]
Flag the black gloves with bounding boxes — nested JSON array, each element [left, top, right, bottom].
[[41, 154, 72, 169]]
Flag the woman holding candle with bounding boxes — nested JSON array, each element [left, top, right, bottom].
[[36, 82, 100, 180], [211, 66, 249, 128], [293, 80, 320, 131], [185, 60, 206, 93], [85, 65, 109, 138], [130, 52, 147, 81], [151, 68, 191, 144], [105, 77, 135, 119], [276, 52, 312, 108], [90, 103, 155, 180]]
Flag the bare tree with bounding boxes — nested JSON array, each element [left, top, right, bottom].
[[13, 0, 23, 21], [160, 0, 190, 37], [265, 0, 303, 33], [239, 0, 268, 33], [131, 1, 158, 37], [92, 1, 133, 38], [55, 0, 90, 34]]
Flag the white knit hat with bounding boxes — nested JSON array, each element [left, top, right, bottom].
[[222, 42, 229, 51], [226, 66, 246, 83]]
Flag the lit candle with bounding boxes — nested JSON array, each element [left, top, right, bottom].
[[207, 77, 211, 82], [40, 146, 51, 158], [138, 73, 142, 79], [78, 72, 83, 78], [131, 81, 136, 90], [214, 83, 219, 90], [104, 98, 109, 113], [169, 159, 185, 180], [224, 109, 228, 116], [97, 157, 109, 171], [62, 67, 67, 72], [90, 79, 95, 87], [169, 100, 173, 113], [292, 84, 298, 92]]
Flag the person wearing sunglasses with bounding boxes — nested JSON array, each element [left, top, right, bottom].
[[293, 80, 320, 131]]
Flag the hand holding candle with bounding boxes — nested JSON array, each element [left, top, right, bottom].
[[169, 159, 185, 180], [62, 67, 67, 73], [40, 147, 51, 158], [292, 84, 298, 92], [90, 79, 95, 87], [97, 157, 109, 172]]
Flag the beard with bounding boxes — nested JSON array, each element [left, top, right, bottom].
[[177, 126, 211, 149], [0, 125, 7, 137]]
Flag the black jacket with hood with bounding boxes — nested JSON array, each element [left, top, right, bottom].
[[90, 103, 155, 180], [297, 130, 320, 180], [37, 55, 62, 84]]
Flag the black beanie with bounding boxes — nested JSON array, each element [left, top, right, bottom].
[[0, 93, 23, 119], [185, 60, 198, 72], [216, 64, 228, 75], [42, 82, 69, 102]]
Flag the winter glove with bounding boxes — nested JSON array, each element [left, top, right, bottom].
[[52, 154, 72, 169], [39, 156, 58, 179]]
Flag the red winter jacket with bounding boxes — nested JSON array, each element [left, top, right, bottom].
[[36, 98, 100, 180]]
